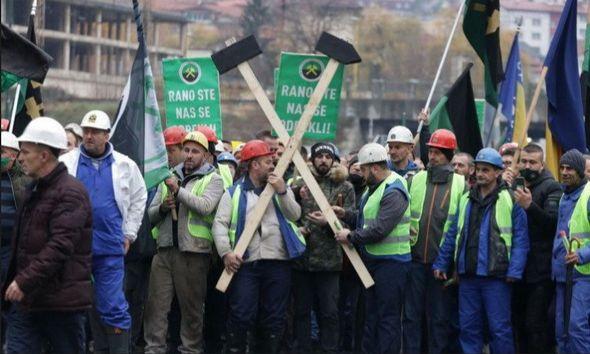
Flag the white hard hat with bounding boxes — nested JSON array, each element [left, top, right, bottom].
[[1, 131, 20, 151], [215, 140, 225, 153], [358, 143, 389, 165], [18, 117, 68, 150], [386, 126, 414, 144], [64, 122, 84, 139], [81, 110, 111, 131]]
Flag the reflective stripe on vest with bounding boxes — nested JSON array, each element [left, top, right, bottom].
[[228, 184, 306, 251], [409, 170, 465, 247], [361, 173, 411, 256], [151, 173, 215, 241], [569, 183, 590, 275], [455, 189, 513, 262], [218, 164, 233, 190]]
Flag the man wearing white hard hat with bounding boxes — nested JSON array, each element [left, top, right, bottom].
[[3, 117, 93, 353], [60, 110, 147, 353], [333, 143, 411, 354], [386, 125, 419, 179]]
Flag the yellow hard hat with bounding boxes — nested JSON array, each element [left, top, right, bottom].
[[183, 131, 209, 152]]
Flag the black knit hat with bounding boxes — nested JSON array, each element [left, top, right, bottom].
[[560, 149, 586, 178], [311, 142, 336, 160]]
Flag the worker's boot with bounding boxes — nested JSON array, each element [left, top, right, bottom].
[[254, 332, 281, 354], [225, 331, 247, 354], [105, 326, 130, 354]]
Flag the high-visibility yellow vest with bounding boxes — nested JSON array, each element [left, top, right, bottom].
[[455, 189, 513, 264], [151, 173, 215, 241], [569, 183, 590, 275], [361, 173, 411, 257], [409, 170, 465, 247], [218, 164, 233, 189]]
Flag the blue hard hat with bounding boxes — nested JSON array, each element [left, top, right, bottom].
[[217, 152, 238, 166], [474, 147, 504, 169]]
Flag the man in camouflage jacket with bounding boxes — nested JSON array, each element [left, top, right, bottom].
[[291, 142, 355, 353]]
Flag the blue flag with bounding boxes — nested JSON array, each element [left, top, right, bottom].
[[544, 0, 587, 153], [498, 32, 526, 144]]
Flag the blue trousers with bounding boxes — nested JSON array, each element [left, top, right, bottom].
[[403, 261, 456, 354], [93, 255, 131, 330], [362, 259, 409, 354], [227, 260, 291, 335], [6, 305, 86, 354], [555, 280, 590, 354], [458, 276, 514, 354]]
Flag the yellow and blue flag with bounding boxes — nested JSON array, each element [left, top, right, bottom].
[[498, 32, 526, 145], [544, 0, 587, 178]]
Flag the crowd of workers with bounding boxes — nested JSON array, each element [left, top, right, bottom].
[[0, 110, 589, 354]]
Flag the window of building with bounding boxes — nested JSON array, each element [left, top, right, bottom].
[[532, 32, 541, 40], [532, 18, 541, 26]]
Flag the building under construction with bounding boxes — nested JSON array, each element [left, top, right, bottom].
[[1, 0, 189, 99]]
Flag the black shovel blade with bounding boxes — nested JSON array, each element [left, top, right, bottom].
[[314, 32, 361, 65], [211, 35, 262, 74]]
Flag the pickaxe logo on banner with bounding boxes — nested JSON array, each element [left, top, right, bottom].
[[179, 61, 201, 85], [299, 58, 323, 82], [211, 32, 375, 293]]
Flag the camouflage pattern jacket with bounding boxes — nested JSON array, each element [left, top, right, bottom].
[[292, 163, 355, 272]]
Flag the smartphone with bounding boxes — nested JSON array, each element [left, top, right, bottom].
[[514, 176, 525, 190]]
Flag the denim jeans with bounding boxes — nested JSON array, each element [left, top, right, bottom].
[[6, 305, 86, 354]]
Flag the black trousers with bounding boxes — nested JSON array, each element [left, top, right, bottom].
[[512, 279, 555, 354]]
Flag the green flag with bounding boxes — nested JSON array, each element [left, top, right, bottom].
[[430, 63, 483, 157], [463, 0, 504, 108], [0, 23, 52, 90]]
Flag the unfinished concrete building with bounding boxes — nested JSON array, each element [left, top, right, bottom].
[[1, 0, 189, 99]]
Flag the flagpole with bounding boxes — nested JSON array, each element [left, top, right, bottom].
[[9, 84, 21, 134], [31, 0, 37, 15], [511, 66, 549, 171], [413, 0, 466, 143]]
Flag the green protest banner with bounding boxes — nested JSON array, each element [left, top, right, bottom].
[[274, 52, 344, 140], [162, 57, 222, 137]]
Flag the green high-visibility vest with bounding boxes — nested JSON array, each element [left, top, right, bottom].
[[409, 170, 465, 247], [228, 184, 305, 248], [361, 173, 411, 257], [151, 173, 215, 241], [218, 164, 233, 190], [455, 189, 513, 263], [569, 183, 590, 275]]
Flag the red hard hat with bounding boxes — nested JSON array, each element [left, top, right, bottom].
[[427, 129, 457, 150], [163, 126, 187, 146], [499, 142, 519, 155], [240, 140, 273, 162], [195, 126, 218, 143], [1, 119, 9, 131]]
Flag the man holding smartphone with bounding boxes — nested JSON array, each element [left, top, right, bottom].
[[512, 143, 562, 353]]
